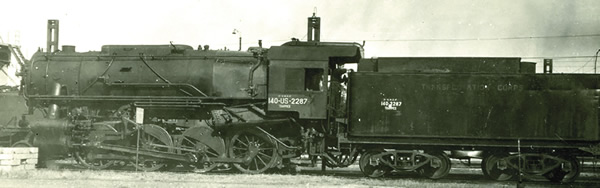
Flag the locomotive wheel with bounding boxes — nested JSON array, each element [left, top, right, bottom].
[[228, 130, 278, 174], [542, 155, 580, 183], [482, 153, 516, 181], [416, 151, 451, 179], [73, 123, 119, 170], [74, 150, 115, 170], [130, 125, 174, 172], [131, 133, 169, 171], [180, 137, 219, 173], [358, 150, 392, 178]]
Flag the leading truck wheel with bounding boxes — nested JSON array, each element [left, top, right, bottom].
[[73, 124, 119, 170], [228, 130, 278, 174], [416, 151, 451, 179], [482, 153, 516, 181], [74, 150, 115, 170]]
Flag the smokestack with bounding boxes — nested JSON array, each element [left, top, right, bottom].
[[47, 20, 59, 53]]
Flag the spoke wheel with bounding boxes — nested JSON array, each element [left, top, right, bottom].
[[416, 151, 451, 179], [130, 130, 172, 172], [543, 156, 580, 183], [482, 153, 516, 181], [180, 137, 219, 173], [229, 131, 278, 174], [73, 124, 119, 170], [74, 150, 115, 170], [359, 150, 392, 178]]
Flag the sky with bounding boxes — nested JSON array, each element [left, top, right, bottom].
[[1, 0, 600, 85]]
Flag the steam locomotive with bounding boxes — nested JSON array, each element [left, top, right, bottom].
[[19, 15, 600, 183]]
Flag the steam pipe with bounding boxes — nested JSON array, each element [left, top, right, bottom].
[[139, 56, 171, 84], [81, 57, 115, 94], [246, 40, 264, 96], [247, 57, 262, 96]]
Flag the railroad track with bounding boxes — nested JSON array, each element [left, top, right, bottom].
[[18, 158, 597, 188]]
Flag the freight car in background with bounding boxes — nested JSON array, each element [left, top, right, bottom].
[[0, 87, 33, 148], [16, 15, 600, 183], [1, 43, 34, 148]]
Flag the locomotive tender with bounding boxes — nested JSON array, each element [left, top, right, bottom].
[[20, 15, 600, 183]]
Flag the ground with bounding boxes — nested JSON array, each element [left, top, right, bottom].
[[1, 160, 599, 188]]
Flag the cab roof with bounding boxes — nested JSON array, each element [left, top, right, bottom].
[[268, 41, 363, 62]]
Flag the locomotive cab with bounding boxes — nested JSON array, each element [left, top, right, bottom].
[[266, 41, 362, 119]]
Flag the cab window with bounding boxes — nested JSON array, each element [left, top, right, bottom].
[[305, 68, 323, 91]]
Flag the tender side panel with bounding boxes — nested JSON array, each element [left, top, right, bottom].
[[0, 92, 27, 126], [348, 73, 600, 141]]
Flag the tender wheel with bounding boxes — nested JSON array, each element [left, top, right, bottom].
[[228, 130, 278, 174], [416, 151, 451, 179], [130, 128, 173, 171], [74, 149, 115, 170], [482, 153, 516, 181], [543, 156, 580, 183], [358, 150, 392, 178]]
